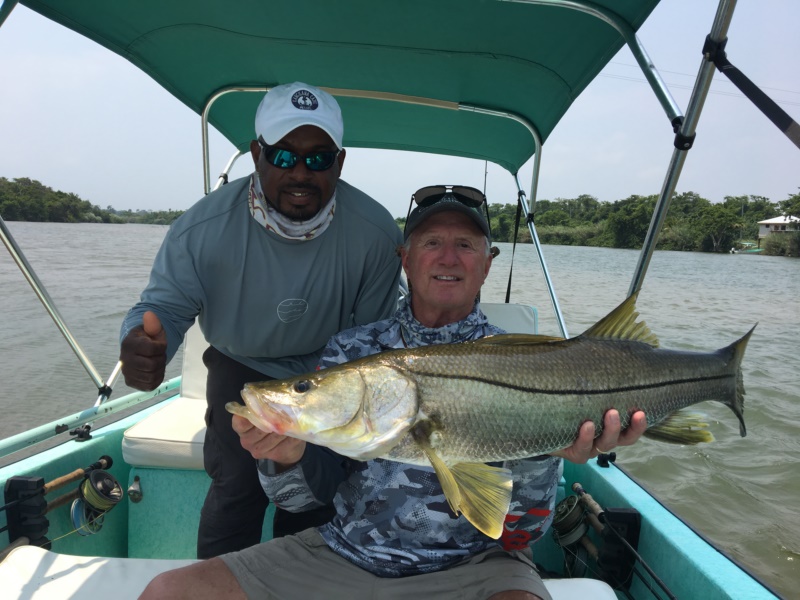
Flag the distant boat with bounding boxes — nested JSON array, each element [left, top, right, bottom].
[[731, 242, 763, 254]]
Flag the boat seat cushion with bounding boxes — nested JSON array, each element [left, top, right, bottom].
[[122, 322, 208, 469], [1, 545, 198, 599], [481, 302, 538, 335], [122, 396, 206, 469], [0, 545, 617, 599], [179, 320, 208, 401]]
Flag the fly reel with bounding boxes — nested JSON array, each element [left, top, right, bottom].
[[71, 469, 123, 536], [553, 494, 588, 546]]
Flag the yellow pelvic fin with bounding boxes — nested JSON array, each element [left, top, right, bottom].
[[420, 445, 462, 515], [581, 292, 660, 347], [449, 462, 513, 539], [644, 411, 715, 445], [420, 443, 512, 539]]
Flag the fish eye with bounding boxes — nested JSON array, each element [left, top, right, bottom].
[[293, 380, 312, 394]]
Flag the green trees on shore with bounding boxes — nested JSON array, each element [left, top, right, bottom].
[[3, 177, 798, 255], [398, 189, 799, 256], [0, 178, 182, 225]]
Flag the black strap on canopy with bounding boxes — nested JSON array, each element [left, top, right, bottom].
[[704, 35, 800, 150]]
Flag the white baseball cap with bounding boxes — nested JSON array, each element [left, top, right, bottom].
[[254, 82, 343, 150]]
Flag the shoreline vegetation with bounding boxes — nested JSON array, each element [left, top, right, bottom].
[[2, 177, 798, 257]]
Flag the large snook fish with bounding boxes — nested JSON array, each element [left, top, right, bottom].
[[227, 294, 754, 539]]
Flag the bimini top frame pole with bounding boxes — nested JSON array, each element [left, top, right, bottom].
[[0, 215, 106, 390], [0, 0, 19, 29], [628, 0, 738, 297], [503, 0, 684, 127], [459, 103, 569, 337], [461, 104, 569, 338]]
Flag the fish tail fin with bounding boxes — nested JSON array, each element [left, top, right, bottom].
[[718, 324, 756, 438], [644, 411, 715, 444], [420, 444, 512, 539]]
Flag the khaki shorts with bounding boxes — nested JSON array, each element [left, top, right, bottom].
[[220, 528, 551, 600]]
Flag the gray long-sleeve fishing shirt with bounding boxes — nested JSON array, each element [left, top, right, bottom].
[[120, 175, 402, 379]]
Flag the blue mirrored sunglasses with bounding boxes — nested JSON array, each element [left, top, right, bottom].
[[258, 139, 340, 172]]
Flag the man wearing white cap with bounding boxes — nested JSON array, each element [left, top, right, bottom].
[[119, 82, 402, 558]]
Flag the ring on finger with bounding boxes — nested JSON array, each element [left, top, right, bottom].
[[594, 446, 609, 454]]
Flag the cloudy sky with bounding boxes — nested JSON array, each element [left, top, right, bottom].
[[1, 0, 798, 218]]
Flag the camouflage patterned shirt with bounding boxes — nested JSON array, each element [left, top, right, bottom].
[[259, 297, 562, 577]]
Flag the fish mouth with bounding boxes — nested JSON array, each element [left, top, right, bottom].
[[240, 389, 295, 435]]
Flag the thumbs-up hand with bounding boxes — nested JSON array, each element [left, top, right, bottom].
[[120, 310, 168, 391]]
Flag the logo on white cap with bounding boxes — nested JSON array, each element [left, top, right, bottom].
[[291, 90, 319, 110], [255, 82, 344, 149]]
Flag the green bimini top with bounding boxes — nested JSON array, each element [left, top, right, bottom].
[[16, 0, 659, 175]]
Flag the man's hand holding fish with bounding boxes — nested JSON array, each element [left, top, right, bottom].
[[232, 423, 306, 473]]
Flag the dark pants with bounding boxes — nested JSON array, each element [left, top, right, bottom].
[[197, 346, 336, 559]]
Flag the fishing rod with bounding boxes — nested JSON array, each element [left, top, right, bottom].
[[552, 481, 678, 600], [576, 482, 677, 600], [0, 456, 122, 558]]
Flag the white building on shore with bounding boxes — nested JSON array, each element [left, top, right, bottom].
[[757, 215, 799, 241]]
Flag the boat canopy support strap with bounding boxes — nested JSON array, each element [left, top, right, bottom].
[[704, 35, 800, 150]]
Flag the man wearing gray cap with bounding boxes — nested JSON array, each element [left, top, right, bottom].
[[119, 82, 402, 558], [141, 186, 645, 599]]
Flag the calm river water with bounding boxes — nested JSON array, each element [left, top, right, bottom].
[[1, 222, 798, 596]]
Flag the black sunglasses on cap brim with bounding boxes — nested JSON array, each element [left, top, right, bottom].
[[404, 185, 490, 234], [258, 138, 341, 172], [411, 185, 486, 209]]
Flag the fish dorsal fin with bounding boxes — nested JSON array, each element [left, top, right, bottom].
[[580, 293, 659, 347], [471, 333, 565, 346]]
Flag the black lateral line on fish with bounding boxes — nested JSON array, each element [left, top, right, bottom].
[[416, 372, 734, 395]]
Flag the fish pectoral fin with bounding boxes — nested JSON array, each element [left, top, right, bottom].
[[645, 411, 715, 444], [580, 292, 660, 347], [449, 462, 513, 540]]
